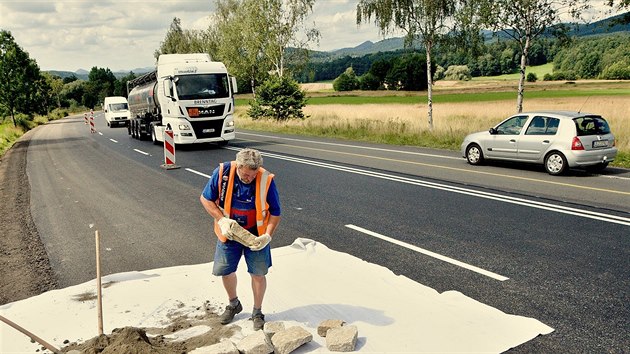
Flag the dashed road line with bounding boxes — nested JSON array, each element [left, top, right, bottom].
[[346, 224, 509, 281]]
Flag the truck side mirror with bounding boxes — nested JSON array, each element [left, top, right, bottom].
[[231, 76, 238, 94], [164, 80, 175, 101]]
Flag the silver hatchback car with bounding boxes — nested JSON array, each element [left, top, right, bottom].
[[461, 111, 617, 175]]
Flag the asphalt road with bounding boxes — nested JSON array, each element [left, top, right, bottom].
[[26, 113, 630, 353]]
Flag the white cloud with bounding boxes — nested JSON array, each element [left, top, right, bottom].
[[0, 0, 624, 72]]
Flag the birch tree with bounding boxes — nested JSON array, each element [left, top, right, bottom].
[[357, 0, 456, 130], [481, 0, 589, 113], [212, 0, 318, 95]]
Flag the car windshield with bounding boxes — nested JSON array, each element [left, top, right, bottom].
[[175, 74, 229, 100], [574, 116, 611, 136], [110, 103, 128, 111]]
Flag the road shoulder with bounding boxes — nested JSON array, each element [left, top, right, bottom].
[[0, 129, 57, 305]]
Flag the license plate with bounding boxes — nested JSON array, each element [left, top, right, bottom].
[[203, 128, 215, 133], [593, 140, 608, 148]]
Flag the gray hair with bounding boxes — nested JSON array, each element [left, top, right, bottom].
[[236, 148, 263, 169]]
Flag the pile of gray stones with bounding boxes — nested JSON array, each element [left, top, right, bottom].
[[197, 319, 358, 354]]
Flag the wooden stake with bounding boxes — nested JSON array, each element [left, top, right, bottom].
[[95, 230, 103, 335], [0, 314, 61, 353]]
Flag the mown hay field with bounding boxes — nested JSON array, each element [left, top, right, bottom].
[[235, 80, 630, 166]]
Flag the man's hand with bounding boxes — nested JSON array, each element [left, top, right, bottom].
[[217, 217, 237, 240], [250, 234, 271, 251]]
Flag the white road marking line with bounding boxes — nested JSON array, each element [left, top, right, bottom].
[[133, 149, 150, 156], [185, 168, 211, 179], [346, 224, 510, 281], [601, 175, 630, 181], [109, 139, 118, 143], [98, 132, 103, 136], [224, 146, 630, 226], [237, 132, 462, 160]]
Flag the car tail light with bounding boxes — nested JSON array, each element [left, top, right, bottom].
[[571, 137, 584, 150]]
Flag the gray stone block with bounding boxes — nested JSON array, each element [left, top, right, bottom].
[[263, 321, 286, 339], [326, 325, 358, 352], [271, 326, 313, 354], [317, 319, 345, 337], [236, 330, 274, 354], [190, 339, 239, 354]]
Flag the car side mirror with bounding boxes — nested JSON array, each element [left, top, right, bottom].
[[489, 128, 497, 135]]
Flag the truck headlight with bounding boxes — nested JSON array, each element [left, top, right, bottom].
[[226, 120, 234, 127], [178, 124, 191, 131]]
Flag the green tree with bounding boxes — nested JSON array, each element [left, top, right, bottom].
[[115, 72, 136, 97], [213, 0, 269, 95], [333, 67, 359, 91], [600, 61, 630, 79], [0, 30, 48, 126], [59, 79, 86, 108], [357, 0, 457, 130], [87, 67, 116, 106], [247, 76, 306, 120], [359, 72, 381, 90], [212, 0, 319, 95], [368, 59, 392, 85], [42, 72, 64, 108], [154, 18, 213, 59], [480, 0, 589, 113], [444, 65, 471, 80]]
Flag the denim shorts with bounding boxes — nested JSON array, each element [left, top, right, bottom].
[[212, 240, 272, 276]]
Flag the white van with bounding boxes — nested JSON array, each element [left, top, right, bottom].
[[103, 96, 131, 127]]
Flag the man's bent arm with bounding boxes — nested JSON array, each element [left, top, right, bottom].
[[200, 195, 225, 221], [265, 215, 281, 237]]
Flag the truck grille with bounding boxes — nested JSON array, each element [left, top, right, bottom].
[[190, 119, 225, 139], [187, 104, 225, 118]]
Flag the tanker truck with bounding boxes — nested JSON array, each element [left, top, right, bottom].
[[126, 53, 237, 145]]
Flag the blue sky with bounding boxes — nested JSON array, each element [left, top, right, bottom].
[[0, 0, 622, 72]]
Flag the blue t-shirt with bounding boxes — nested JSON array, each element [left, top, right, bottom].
[[202, 163, 281, 232]]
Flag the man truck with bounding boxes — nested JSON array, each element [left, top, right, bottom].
[[126, 53, 237, 145]]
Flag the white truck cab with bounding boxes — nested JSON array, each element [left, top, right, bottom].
[[127, 53, 237, 145], [103, 96, 131, 127]]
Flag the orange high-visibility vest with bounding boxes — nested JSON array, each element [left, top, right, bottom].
[[213, 161, 274, 242]]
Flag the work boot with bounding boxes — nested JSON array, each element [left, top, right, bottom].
[[250, 312, 265, 331], [219, 301, 242, 324]]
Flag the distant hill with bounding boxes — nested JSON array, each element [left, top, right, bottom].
[[46, 67, 153, 81], [314, 11, 629, 60], [45, 11, 628, 76]]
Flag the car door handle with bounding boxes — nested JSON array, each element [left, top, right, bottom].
[[543, 140, 550, 144], [510, 139, 516, 143]]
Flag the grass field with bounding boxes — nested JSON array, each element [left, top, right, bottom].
[[472, 63, 554, 81], [236, 79, 630, 168]]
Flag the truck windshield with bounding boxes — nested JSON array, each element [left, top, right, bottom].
[[175, 74, 229, 100], [110, 103, 128, 111]]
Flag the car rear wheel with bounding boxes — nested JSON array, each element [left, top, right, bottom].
[[466, 144, 484, 165], [545, 152, 567, 175]]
